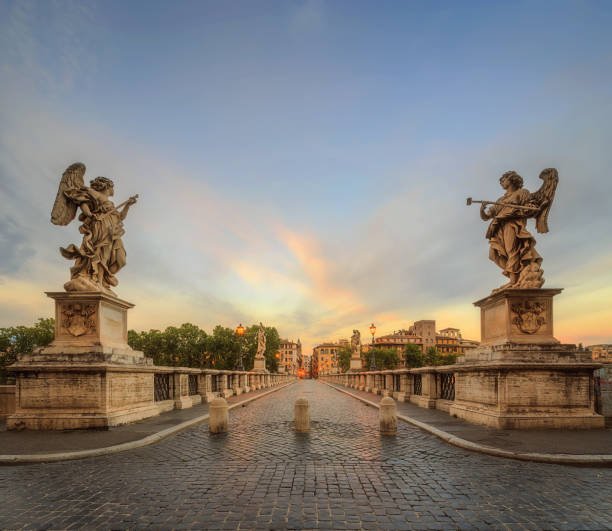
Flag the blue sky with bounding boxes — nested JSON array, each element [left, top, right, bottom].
[[1, 0, 611, 354]]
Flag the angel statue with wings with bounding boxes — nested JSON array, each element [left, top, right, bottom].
[[467, 168, 558, 293], [51, 162, 138, 294]]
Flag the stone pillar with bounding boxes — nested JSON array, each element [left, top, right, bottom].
[[383, 373, 393, 397], [294, 398, 309, 432], [380, 397, 397, 435], [209, 397, 229, 434], [359, 373, 366, 391]]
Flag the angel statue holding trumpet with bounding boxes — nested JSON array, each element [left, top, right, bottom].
[[51, 162, 138, 294], [467, 168, 558, 293]]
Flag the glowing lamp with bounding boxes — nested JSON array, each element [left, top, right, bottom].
[[236, 324, 245, 336], [370, 323, 376, 336]]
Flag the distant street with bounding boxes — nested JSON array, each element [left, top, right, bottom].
[[1, 380, 611, 530]]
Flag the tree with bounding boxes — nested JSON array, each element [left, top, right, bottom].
[[0, 318, 55, 384], [404, 343, 425, 368], [425, 346, 439, 366], [362, 347, 400, 370], [264, 326, 280, 373], [337, 345, 352, 373]]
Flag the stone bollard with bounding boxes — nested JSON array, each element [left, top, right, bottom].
[[209, 397, 229, 434], [294, 397, 310, 433], [379, 397, 397, 435]]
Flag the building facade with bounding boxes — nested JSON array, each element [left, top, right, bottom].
[[589, 344, 612, 361], [278, 339, 300, 374]]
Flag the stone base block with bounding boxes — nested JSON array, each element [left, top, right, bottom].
[[410, 395, 436, 409], [381, 390, 392, 398], [242, 386, 251, 394], [204, 392, 218, 403], [221, 389, 233, 399], [449, 403, 604, 429], [359, 385, 366, 391], [435, 399, 453, 413], [452, 362, 604, 429], [8, 402, 163, 430], [174, 394, 201, 410], [7, 363, 160, 430]]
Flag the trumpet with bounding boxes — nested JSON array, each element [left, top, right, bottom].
[[466, 197, 538, 211]]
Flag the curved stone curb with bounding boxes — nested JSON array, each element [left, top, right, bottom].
[[322, 382, 612, 466], [0, 382, 296, 465]]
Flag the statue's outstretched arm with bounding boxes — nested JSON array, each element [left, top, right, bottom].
[[119, 196, 138, 220]]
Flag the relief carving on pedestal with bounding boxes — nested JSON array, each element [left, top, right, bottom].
[[61, 303, 97, 336], [511, 300, 546, 334]]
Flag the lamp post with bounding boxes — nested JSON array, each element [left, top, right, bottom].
[[236, 323, 245, 371], [369, 323, 377, 371]]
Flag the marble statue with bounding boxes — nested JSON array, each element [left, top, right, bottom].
[[468, 168, 558, 293], [51, 162, 138, 294], [350, 329, 361, 357], [256, 322, 266, 359]]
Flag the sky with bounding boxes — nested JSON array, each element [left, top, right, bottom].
[[1, 0, 611, 356]]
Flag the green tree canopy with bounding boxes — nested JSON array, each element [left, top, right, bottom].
[[0, 318, 55, 383], [404, 343, 425, 368], [337, 345, 352, 373], [128, 322, 282, 371], [362, 347, 399, 370]]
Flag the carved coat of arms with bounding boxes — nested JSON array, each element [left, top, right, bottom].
[[511, 301, 546, 334], [62, 303, 97, 336]]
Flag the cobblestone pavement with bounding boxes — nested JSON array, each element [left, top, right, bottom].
[[1, 380, 611, 530]]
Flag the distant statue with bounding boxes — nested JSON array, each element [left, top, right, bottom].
[[51, 163, 138, 294], [467, 168, 558, 293], [350, 329, 361, 357], [256, 322, 266, 358]]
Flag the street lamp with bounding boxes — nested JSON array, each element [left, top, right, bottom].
[[235, 323, 245, 371], [369, 323, 377, 371]]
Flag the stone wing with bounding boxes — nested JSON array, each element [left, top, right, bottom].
[[529, 168, 558, 234], [51, 162, 86, 226]]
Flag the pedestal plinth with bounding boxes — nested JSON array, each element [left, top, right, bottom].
[[349, 356, 363, 372], [449, 288, 604, 429], [7, 291, 160, 430], [252, 357, 267, 372]]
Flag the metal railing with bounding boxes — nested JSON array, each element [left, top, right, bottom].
[[188, 374, 198, 396], [439, 373, 455, 401], [154, 373, 171, 401], [413, 374, 422, 396]]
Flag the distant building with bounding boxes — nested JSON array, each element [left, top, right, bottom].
[[312, 341, 344, 376], [370, 321, 479, 369], [588, 344, 612, 361], [302, 354, 312, 378], [278, 339, 300, 374]]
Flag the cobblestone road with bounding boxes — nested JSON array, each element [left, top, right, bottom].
[[1, 380, 611, 530]]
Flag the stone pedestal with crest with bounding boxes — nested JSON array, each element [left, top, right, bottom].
[[449, 289, 604, 429], [7, 292, 159, 430]]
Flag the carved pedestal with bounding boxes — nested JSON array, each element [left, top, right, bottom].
[[252, 357, 267, 373], [7, 291, 160, 430], [349, 356, 362, 372], [449, 289, 604, 429]]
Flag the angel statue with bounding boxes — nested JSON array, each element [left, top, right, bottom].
[[256, 322, 266, 359], [350, 329, 361, 358], [51, 162, 138, 294], [467, 168, 558, 293]]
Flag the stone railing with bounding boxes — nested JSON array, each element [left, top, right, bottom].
[[318, 367, 456, 413], [152, 368, 294, 413]]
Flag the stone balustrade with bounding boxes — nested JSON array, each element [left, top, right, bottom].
[[153, 368, 294, 414], [319, 366, 458, 414]]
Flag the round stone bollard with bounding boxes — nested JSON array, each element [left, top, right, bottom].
[[294, 397, 310, 433], [379, 397, 397, 435], [209, 397, 229, 434]]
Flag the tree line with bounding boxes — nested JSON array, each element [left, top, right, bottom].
[[335, 342, 458, 373], [127, 323, 281, 371], [0, 319, 281, 383]]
